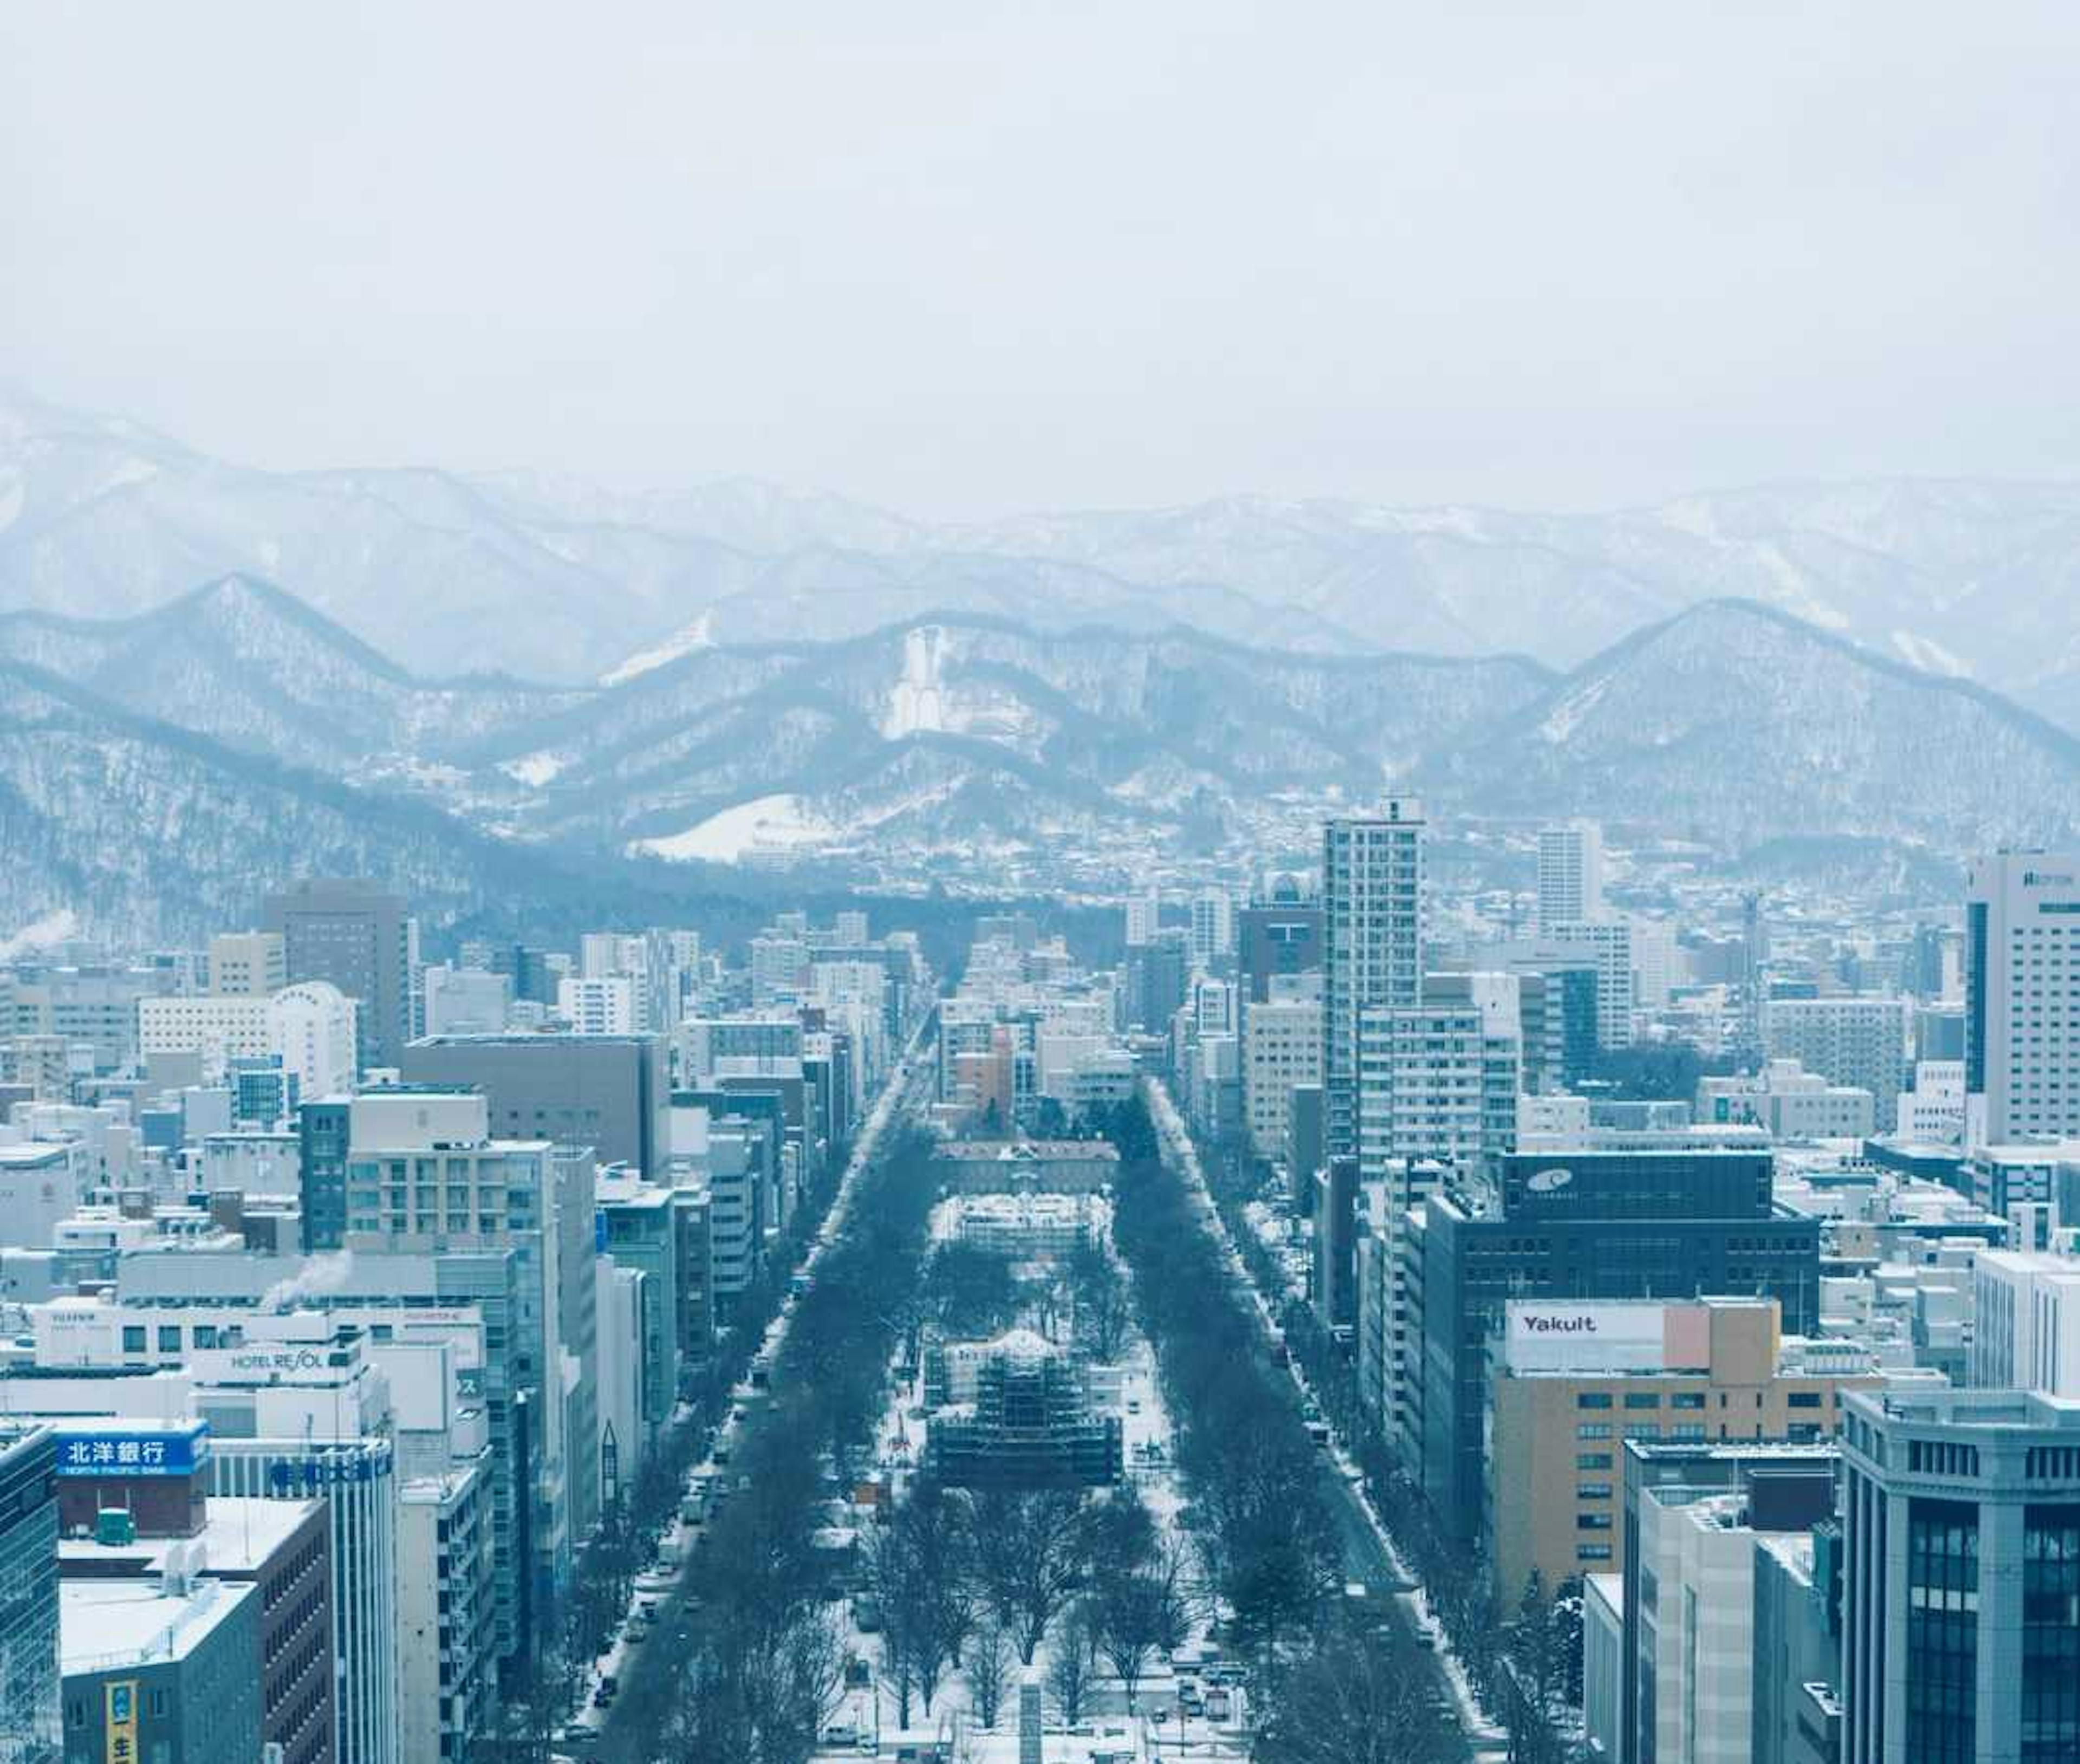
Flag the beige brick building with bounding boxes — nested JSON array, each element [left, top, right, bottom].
[[1486, 1297, 1882, 1599]]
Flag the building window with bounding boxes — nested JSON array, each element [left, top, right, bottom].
[[1577, 1393, 1613, 1410], [122, 1325, 146, 1353], [1623, 1392, 1662, 1410], [1907, 1497, 1979, 1764], [1787, 1391, 1823, 1410], [2024, 1505, 2080, 1758]]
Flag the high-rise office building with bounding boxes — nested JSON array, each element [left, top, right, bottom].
[[1841, 1387, 2080, 1764], [1617, 1437, 1843, 1764], [1323, 799, 1425, 1159], [1488, 1296, 1874, 1598], [263, 879, 417, 1071], [1419, 1149, 1821, 1542], [0, 1423, 59, 1764], [401, 1033, 668, 1176], [1542, 919, 1636, 1051], [1537, 822, 1603, 930], [343, 1091, 600, 1562], [1124, 930, 1191, 1034], [1965, 851, 2080, 1146], [1237, 881, 1324, 1006]]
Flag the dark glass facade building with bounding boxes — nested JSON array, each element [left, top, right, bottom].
[[1419, 1150, 1821, 1544], [0, 1424, 59, 1764], [1842, 1388, 2080, 1764]]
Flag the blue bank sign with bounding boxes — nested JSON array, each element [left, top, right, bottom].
[[54, 1425, 207, 1479]]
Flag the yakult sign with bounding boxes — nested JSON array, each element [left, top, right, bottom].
[[1503, 1301, 1667, 1374]]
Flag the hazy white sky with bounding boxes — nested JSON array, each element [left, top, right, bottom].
[[4, 2, 2076, 517]]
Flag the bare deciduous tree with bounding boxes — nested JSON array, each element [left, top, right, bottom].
[[964, 1621, 1015, 1729], [1046, 1603, 1098, 1726], [967, 1487, 1092, 1663]]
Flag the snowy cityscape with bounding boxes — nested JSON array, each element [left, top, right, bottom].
[[5, 6, 2080, 1763]]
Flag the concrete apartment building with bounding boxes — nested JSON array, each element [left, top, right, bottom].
[[1537, 821, 1604, 930], [1765, 995, 1910, 1134], [1322, 799, 1425, 1160], [1242, 981, 1321, 1163]]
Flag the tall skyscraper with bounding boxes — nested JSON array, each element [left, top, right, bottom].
[[1841, 1387, 2080, 1764], [263, 878, 417, 1071], [1323, 799, 1425, 1159], [1965, 851, 2080, 1145], [1536, 821, 1603, 930]]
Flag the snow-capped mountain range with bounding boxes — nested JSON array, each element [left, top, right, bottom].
[[9, 388, 2080, 725], [4, 388, 2079, 940]]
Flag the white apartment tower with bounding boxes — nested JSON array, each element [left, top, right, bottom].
[[1536, 822, 1603, 930], [1965, 850, 2080, 1146], [1323, 800, 1426, 1158], [1124, 891, 1162, 949], [1190, 888, 1235, 970]]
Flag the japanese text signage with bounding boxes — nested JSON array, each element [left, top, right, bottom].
[[55, 1428, 205, 1479]]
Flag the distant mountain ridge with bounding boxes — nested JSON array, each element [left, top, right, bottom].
[[1, 574, 2076, 948], [9, 390, 2080, 724], [1442, 600, 2080, 855], [4, 388, 2080, 935]]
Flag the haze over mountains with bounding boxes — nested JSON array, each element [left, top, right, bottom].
[[10, 388, 2080, 720], [4, 388, 2080, 939]]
